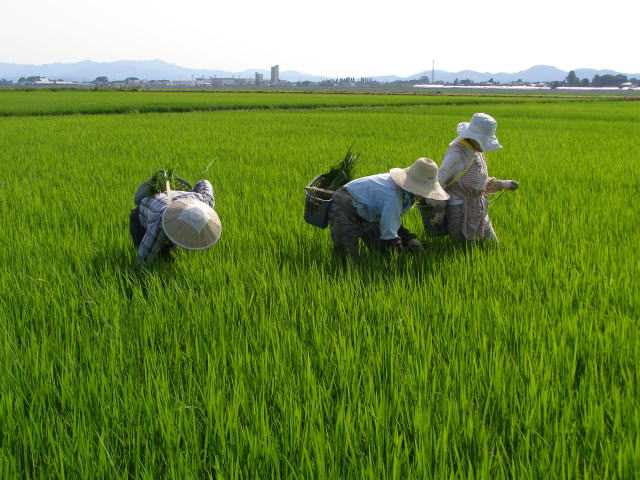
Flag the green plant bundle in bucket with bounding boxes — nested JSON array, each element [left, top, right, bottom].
[[304, 148, 359, 229], [316, 147, 358, 191], [134, 167, 193, 206], [147, 167, 181, 194]]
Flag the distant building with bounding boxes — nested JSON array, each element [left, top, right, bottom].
[[195, 77, 214, 87], [18, 76, 79, 86], [270, 65, 279, 85], [194, 76, 252, 87], [255, 72, 263, 86], [146, 80, 173, 88], [215, 77, 249, 86]]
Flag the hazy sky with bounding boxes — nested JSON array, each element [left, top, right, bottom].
[[2, 0, 638, 77]]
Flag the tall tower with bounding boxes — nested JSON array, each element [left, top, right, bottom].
[[270, 65, 279, 85]]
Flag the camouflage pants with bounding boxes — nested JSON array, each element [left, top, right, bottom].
[[328, 187, 416, 255]]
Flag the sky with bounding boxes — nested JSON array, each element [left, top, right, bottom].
[[2, 0, 638, 77]]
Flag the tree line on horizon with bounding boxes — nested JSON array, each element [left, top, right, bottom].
[[419, 71, 637, 88], [294, 72, 637, 88], [562, 71, 637, 88]]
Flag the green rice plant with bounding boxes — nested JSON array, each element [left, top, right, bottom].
[[132, 167, 193, 205], [315, 146, 358, 192], [146, 167, 187, 193]]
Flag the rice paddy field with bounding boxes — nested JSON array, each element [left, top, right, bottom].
[[0, 90, 638, 479], [0, 88, 613, 116]]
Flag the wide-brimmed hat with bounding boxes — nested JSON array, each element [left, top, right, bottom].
[[389, 158, 449, 200], [450, 113, 502, 152], [162, 198, 221, 250]]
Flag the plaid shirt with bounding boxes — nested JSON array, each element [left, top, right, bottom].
[[137, 180, 215, 265]]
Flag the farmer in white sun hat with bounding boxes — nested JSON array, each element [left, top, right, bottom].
[[329, 158, 449, 256], [130, 176, 221, 265], [434, 113, 518, 243]]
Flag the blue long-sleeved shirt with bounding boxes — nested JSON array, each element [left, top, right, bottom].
[[345, 173, 414, 240]]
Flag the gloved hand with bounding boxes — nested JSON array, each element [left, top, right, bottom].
[[501, 180, 519, 191], [404, 238, 422, 253], [380, 237, 404, 254]]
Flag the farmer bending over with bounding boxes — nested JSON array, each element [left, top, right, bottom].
[[130, 175, 221, 265], [329, 158, 449, 256]]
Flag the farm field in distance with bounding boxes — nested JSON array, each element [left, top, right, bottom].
[[0, 90, 638, 478], [0, 88, 626, 116]]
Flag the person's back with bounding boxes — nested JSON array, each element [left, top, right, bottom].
[[345, 173, 412, 240], [130, 177, 219, 265]]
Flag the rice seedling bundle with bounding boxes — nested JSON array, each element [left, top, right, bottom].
[[141, 167, 193, 196], [314, 147, 358, 192]]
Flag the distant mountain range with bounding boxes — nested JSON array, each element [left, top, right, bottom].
[[388, 65, 640, 84], [0, 59, 638, 84]]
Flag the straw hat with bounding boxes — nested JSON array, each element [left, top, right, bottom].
[[389, 158, 449, 200], [450, 113, 502, 152], [161, 198, 221, 250]]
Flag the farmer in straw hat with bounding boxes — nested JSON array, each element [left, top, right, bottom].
[[130, 176, 221, 265], [434, 113, 518, 243], [329, 158, 449, 256]]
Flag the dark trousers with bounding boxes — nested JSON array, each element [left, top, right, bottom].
[[129, 208, 145, 248], [129, 207, 175, 257]]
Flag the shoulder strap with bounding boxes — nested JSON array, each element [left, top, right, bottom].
[[444, 153, 477, 188]]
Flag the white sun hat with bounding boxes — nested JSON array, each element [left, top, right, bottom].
[[389, 157, 449, 201], [450, 113, 502, 152], [161, 198, 221, 250]]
